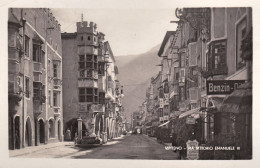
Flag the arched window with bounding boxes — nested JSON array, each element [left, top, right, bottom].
[[49, 119, 55, 138]]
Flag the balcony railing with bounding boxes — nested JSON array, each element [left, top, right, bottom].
[[200, 64, 228, 78], [79, 70, 98, 80]]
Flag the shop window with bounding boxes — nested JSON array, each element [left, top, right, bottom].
[[236, 17, 247, 70], [49, 119, 55, 138], [33, 44, 41, 62]]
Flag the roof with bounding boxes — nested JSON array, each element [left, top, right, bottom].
[[158, 31, 176, 57], [8, 10, 22, 28], [104, 41, 116, 62], [61, 32, 77, 39]]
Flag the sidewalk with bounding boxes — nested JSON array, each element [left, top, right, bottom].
[[9, 141, 74, 157]]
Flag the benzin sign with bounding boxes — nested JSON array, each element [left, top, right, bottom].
[[186, 140, 199, 160], [206, 80, 245, 95]]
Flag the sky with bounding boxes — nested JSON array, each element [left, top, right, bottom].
[[52, 8, 178, 56]]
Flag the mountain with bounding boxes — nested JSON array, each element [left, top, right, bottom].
[[115, 44, 161, 122]]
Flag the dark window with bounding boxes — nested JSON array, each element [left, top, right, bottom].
[[98, 62, 105, 75], [33, 82, 43, 98], [33, 44, 41, 62], [236, 17, 247, 70], [25, 77, 30, 98], [49, 120, 55, 138], [25, 36, 30, 56], [175, 72, 179, 80], [79, 88, 98, 103], [48, 90, 51, 105], [208, 40, 227, 71], [99, 92, 105, 104], [88, 36, 91, 41], [53, 92, 58, 106], [53, 64, 57, 77], [81, 36, 83, 41], [86, 55, 92, 61]]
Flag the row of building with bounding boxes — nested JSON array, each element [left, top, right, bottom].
[[135, 8, 252, 159], [8, 8, 126, 150]]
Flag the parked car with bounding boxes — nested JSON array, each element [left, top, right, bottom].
[[75, 133, 102, 147]]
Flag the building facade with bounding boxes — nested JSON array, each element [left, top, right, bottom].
[[8, 8, 63, 150], [62, 21, 124, 143], [142, 7, 252, 159]]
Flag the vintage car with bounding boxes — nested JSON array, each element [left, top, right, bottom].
[[74, 133, 102, 147]]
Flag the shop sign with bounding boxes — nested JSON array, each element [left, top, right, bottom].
[[186, 140, 199, 160], [206, 80, 245, 95], [186, 116, 196, 124]]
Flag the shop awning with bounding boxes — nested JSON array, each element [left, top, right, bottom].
[[179, 108, 201, 119], [220, 82, 252, 114], [158, 121, 170, 127]]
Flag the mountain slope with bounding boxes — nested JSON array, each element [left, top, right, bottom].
[[115, 44, 161, 121]]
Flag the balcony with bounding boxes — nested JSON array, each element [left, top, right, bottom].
[[90, 104, 105, 113], [33, 72, 42, 82], [78, 103, 91, 113], [53, 78, 61, 86], [200, 64, 228, 78], [78, 45, 98, 55], [8, 61, 20, 74], [8, 48, 20, 63], [53, 107, 61, 118], [78, 70, 98, 80], [33, 62, 42, 73], [33, 100, 43, 114], [78, 78, 98, 88]]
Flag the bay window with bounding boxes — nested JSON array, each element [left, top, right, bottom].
[[33, 44, 41, 62], [79, 88, 98, 103]]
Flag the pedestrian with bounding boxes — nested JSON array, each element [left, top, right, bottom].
[[171, 133, 177, 153]]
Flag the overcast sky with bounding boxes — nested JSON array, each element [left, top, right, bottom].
[[52, 8, 178, 56]]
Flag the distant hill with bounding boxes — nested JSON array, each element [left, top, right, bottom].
[[115, 44, 161, 122]]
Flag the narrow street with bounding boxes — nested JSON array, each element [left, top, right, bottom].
[[10, 134, 178, 159]]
